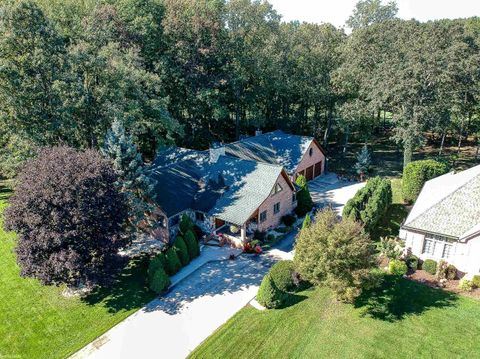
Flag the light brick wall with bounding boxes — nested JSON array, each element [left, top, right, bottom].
[[257, 172, 295, 232], [294, 141, 326, 179]]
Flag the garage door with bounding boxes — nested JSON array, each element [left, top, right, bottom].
[[305, 165, 314, 181], [314, 161, 322, 178]]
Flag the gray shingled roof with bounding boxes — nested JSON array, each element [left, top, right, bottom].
[[149, 150, 287, 224], [403, 165, 480, 239], [224, 130, 322, 174]]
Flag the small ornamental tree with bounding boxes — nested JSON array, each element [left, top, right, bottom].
[[184, 230, 200, 260], [295, 175, 313, 217], [256, 273, 285, 309], [4, 147, 128, 287], [173, 236, 190, 266], [302, 214, 311, 230], [149, 266, 170, 294], [294, 208, 376, 302], [148, 252, 167, 282], [402, 160, 449, 203], [179, 214, 194, 235], [354, 144, 371, 181], [102, 119, 157, 231]]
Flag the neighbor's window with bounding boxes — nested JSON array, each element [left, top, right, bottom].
[[292, 193, 296, 203], [422, 239, 435, 255], [159, 216, 166, 228], [260, 210, 267, 223], [309, 148, 313, 157], [442, 243, 453, 259], [273, 202, 280, 214]]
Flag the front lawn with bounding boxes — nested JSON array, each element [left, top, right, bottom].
[[0, 182, 156, 359], [190, 276, 480, 358]]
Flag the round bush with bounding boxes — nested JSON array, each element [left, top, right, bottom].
[[269, 260, 296, 292], [472, 275, 480, 288], [459, 278, 474, 292], [422, 259, 437, 275], [282, 214, 296, 226], [388, 259, 408, 276], [184, 230, 200, 260], [148, 252, 167, 282], [149, 267, 170, 294], [164, 247, 182, 275], [256, 273, 285, 309], [173, 236, 190, 266], [446, 265, 457, 280], [405, 255, 418, 270], [402, 160, 449, 203]]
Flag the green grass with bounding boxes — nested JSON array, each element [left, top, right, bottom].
[[190, 276, 480, 359], [370, 178, 409, 241], [0, 182, 156, 359]]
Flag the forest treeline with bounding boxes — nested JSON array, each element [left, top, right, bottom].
[[0, 0, 479, 177]]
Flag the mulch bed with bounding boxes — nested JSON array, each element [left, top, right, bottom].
[[407, 269, 480, 299]]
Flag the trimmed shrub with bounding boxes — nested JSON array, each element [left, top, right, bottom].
[[436, 260, 449, 280], [179, 214, 194, 235], [148, 252, 167, 282], [250, 239, 262, 248], [342, 177, 392, 231], [459, 278, 474, 292], [266, 233, 275, 242], [282, 214, 296, 226], [402, 160, 449, 203], [423, 259, 437, 275], [388, 259, 408, 276], [173, 236, 190, 266], [254, 230, 266, 241], [269, 260, 297, 292], [446, 264, 457, 280], [405, 255, 419, 270], [302, 214, 311, 230], [164, 247, 182, 275], [377, 236, 404, 260], [149, 266, 170, 294], [184, 230, 200, 260], [295, 175, 313, 217], [256, 273, 285, 309], [472, 275, 480, 288]]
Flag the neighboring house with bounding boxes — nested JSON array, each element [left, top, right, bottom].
[[224, 130, 326, 181], [148, 146, 296, 247], [399, 164, 480, 278]]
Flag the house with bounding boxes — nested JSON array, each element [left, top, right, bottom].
[[223, 130, 326, 182], [148, 145, 296, 247], [399, 164, 480, 278]]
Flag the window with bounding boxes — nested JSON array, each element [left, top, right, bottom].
[[309, 148, 313, 157], [159, 216, 166, 228], [442, 243, 453, 259], [273, 202, 280, 214], [422, 239, 435, 255], [195, 211, 205, 222], [260, 210, 267, 223], [292, 193, 297, 203], [271, 182, 283, 196]]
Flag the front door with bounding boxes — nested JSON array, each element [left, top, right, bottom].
[[215, 218, 225, 229]]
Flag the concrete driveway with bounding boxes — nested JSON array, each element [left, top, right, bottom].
[[309, 172, 366, 215], [72, 234, 296, 359]]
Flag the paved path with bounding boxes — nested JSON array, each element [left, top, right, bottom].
[[309, 172, 366, 215], [72, 234, 296, 359]]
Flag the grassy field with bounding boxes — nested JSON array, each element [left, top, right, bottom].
[[190, 275, 480, 359], [0, 182, 155, 359]]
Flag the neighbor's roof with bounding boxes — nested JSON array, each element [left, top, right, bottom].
[[149, 150, 288, 225], [403, 164, 480, 240], [224, 130, 325, 174]]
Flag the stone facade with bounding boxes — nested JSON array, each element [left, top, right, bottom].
[[257, 172, 296, 232], [294, 140, 325, 181]]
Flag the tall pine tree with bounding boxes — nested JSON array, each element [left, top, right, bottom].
[[102, 119, 157, 232]]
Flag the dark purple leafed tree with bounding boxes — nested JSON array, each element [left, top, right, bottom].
[[4, 147, 129, 288]]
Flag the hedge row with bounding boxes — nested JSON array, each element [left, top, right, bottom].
[[342, 177, 392, 231], [402, 160, 449, 203], [148, 214, 201, 294]]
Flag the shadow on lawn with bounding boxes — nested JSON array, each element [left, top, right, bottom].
[[83, 257, 155, 313], [355, 275, 458, 322]]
